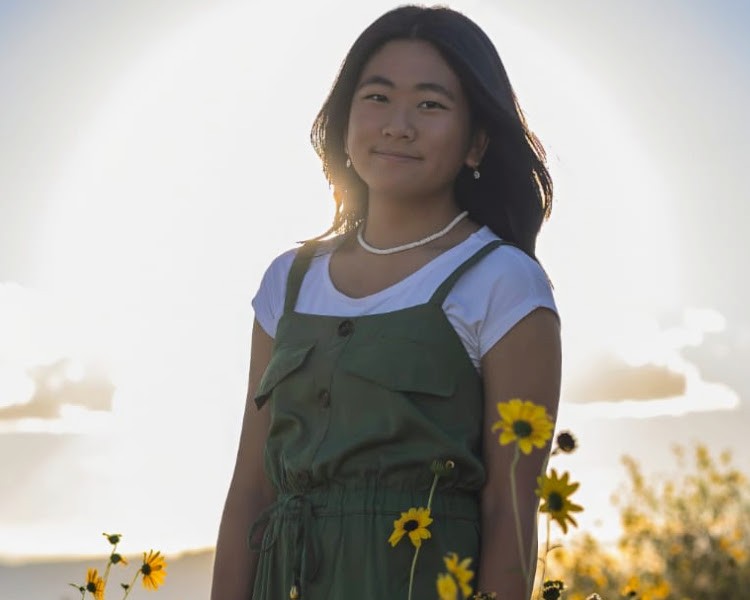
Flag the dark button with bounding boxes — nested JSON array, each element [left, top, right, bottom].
[[337, 319, 354, 336], [318, 389, 331, 408]]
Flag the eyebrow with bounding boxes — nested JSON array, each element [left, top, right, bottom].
[[357, 75, 456, 102]]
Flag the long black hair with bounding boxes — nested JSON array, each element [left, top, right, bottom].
[[310, 5, 552, 257]]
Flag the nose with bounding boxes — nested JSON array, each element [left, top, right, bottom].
[[381, 107, 415, 140]]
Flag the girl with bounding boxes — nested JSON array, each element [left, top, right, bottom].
[[211, 5, 561, 599]]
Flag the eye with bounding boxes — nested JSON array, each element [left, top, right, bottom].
[[418, 100, 448, 110], [363, 93, 388, 103]]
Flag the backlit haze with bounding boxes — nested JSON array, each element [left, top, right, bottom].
[[1, 0, 748, 564]]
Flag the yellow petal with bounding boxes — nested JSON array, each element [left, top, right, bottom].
[[388, 528, 406, 547], [518, 438, 533, 454], [437, 573, 459, 600]]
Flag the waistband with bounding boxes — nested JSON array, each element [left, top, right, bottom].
[[248, 484, 479, 596], [271, 484, 479, 519]]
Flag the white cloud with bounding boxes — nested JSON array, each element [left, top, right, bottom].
[[564, 306, 741, 417]]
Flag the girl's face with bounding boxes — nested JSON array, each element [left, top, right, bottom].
[[346, 39, 485, 203]]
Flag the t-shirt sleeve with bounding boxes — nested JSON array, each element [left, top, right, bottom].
[[477, 246, 559, 358], [251, 248, 298, 338]]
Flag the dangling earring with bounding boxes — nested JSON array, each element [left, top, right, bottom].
[[473, 166, 481, 180], [346, 157, 352, 169]]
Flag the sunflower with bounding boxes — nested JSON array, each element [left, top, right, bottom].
[[436, 572, 459, 600], [139, 550, 167, 590], [535, 469, 584, 534], [84, 568, 105, 600], [491, 399, 554, 454], [388, 507, 433, 549], [443, 553, 474, 598]]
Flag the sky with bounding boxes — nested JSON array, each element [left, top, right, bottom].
[[0, 0, 749, 563]]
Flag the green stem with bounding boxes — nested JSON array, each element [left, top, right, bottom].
[[426, 471, 440, 513], [407, 545, 420, 600], [509, 445, 528, 581], [535, 514, 551, 599], [526, 448, 557, 597], [407, 471, 442, 600], [103, 544, 116, 587], [121, 568, 140, 600]]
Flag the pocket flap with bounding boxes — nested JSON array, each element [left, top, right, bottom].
[[342, 339, 455, 397], [254, 342, 315, 408]]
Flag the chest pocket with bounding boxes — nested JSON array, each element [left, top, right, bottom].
[[341, 338, 456, 399], [254, 342, 316, 409]]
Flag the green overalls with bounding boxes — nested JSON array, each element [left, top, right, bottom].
[[250, 238, 507, 599]]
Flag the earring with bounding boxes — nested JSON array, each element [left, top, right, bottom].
[[473, 166, 481, 180], [346, 157, 352, 169]]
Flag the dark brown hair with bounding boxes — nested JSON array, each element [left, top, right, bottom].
[[310, 5, 552, 257]]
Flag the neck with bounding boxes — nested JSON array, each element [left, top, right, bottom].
[[362, 193, 463, 250]]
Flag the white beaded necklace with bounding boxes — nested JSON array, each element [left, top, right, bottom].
[[356, 211, 469, 255]]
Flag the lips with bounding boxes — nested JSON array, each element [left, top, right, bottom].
[[372, 149, 422, 160]]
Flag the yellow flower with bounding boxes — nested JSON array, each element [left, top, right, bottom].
[[139, 550, 167, 590], [443, 553, 474, 598], [388, 507, 433, 549], [621, 574, 640, 597], [84, 568, 105, 600], [491, 398, 553, 454], [536, 469, 583, 534], [436, 572, 459, 600]]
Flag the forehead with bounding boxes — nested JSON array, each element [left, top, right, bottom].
[[358, 39, 462, 90]]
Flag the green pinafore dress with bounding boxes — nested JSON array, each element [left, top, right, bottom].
[[250, 238, 508, 599]]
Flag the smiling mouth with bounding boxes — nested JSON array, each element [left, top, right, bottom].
[[372, 150, 421, 161]]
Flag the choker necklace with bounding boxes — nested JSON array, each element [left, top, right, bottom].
[[357, 211, 469, 255]]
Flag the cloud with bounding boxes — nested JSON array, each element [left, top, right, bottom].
[[562, 306, 741, 418], [0, 358, 114, 421], [0, 282, 115, 432], [566, 353, 686, 402]]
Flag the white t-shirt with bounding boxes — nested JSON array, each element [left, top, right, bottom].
[[252, 226, 558, 372]]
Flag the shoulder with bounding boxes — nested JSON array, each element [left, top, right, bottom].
[[466, 228, 554, 293], [265, 246, 299, 277], [445, 227, 558, 358], [263, 236, 340, 279]]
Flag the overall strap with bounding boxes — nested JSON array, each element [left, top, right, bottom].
[[284, 240, 321, 314], [429, 240, 509, 305]]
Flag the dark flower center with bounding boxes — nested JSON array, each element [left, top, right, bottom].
[[542, 588, 561, 600], [403, 519, 419, 532], [548, 492, 563, 512], [542, 579, 564, 600], [86, 582, 97, 592], [556, 432, 576, 452], [513, 420, 532, 438], [142, 564, 152, 576]]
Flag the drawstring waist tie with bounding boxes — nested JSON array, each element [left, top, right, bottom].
[[248, 485, 479, 598]]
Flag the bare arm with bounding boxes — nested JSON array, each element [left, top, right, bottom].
[[210, 319, 276, 600], [477, 308, 561, 600]]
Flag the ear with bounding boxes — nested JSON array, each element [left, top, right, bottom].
[[465, 128, 489, 169]]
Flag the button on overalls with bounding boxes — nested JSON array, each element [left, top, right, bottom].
[[250, 238, 508, 599]]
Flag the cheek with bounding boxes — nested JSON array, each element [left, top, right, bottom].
[[429, 122, 473, 164], [347, 106, 378, 146]]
